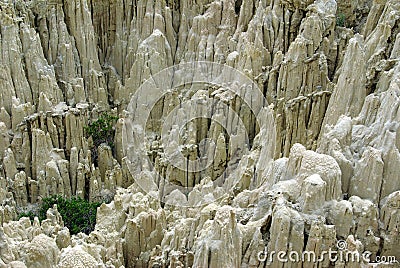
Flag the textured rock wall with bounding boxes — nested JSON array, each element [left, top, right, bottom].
[[0, 0, 399, 267]]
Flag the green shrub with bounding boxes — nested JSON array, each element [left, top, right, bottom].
[[85, 112, 118, 163], [18, 196, 102, 235], [85, 112, 118, 148], [39, 195, 101, 235], [336, 13, 346, 27]]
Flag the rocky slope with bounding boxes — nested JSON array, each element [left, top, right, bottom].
[[0, 0, 399, 267]]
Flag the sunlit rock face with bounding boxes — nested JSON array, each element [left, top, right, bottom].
[[0, 0, 399, 267]]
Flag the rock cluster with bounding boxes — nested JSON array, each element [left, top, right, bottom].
[[0, 0, 399, 267]]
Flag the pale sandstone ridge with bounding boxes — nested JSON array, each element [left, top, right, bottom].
[[0, 0, 399, 267]]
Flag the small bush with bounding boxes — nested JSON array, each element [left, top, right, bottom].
[[39, 195, 101, 235], [336, 13, 346, 27], [18, 196, 102, 235], [85, 112, 118, 148], [85, 112, 118, 163]]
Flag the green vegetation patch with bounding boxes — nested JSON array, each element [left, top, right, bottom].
[[85, 112, 118, 148], [18, 195, 102, 235], [336, 13, 346, 27], [85, 112, 118, 164]]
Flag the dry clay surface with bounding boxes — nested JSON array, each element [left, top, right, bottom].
[[0, 0, 399, 267]]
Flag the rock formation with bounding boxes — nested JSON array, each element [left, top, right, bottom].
[[0, 0, 399, 267]]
